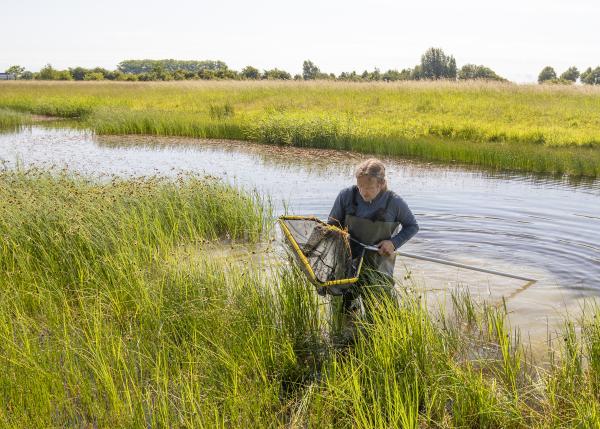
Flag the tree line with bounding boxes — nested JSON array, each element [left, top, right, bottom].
[[538, 65, 600, 85], [4, 48, 599, 85]]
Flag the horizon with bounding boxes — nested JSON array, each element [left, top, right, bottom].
[[2, 0, 599, 83]]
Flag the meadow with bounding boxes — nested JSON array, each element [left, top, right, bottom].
[[0, 80, 599, 176], [2, 170, 600, 427]]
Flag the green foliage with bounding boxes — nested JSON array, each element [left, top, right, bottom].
[[560, 66, 580, 82], [382, 69, 411, 81], [458, 64, 506, 81], [69, 66, 87, 81], [83, 72, 104, 81], [419, 47, 457, 79], [117, 59, 229, 74], [241, 65, 260, 79], [302, 60, 320, 80], [37, 63, 58, 80], [581, 67, 600, 85], [538, 66, 557, 83], [5, 65, 25, 79], [262, 68, 291, 80]]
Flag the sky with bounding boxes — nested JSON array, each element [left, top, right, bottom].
[[1, 0, 599, 83]]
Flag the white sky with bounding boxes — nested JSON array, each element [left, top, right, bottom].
[[1, 0, 599, 83]]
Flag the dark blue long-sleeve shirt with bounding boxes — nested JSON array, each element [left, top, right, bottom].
[[327, 186, 419, 249]]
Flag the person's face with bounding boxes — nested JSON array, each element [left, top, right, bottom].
[[357, 176, 383, 202]]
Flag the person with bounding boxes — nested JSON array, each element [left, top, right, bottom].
[[327, 158, 419, 326]]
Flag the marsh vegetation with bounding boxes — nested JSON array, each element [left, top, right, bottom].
[[1, 170, 600, 427], [0, 80, 599, 176]]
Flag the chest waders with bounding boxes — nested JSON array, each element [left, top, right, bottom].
[[339, 187, 400, 316], [345, 186, 400, 282]]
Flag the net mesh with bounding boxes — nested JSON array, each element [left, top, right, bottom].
[[279, 217, 358, 286]]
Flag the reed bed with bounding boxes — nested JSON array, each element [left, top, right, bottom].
[[1, 169, 600, 427], [0, 81, 599, 176]]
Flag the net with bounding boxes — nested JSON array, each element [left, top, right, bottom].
[[278, 216, 364, 293]]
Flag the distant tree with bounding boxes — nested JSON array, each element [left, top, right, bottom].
[[69, 67, 88, 81], [21, 71, 34, 80], [338, 71, 360, 81], [5, 65, 25, 79], [458, 64, 506, 81], [581, 67, 600, 85], [559, 66, 580, 82], [241, 66, 260, 79], [56, 70, 73, 81], [263, 68, 291, 80], [83, 72, 104, 81], [410, 65, 424, 80], [538, 66, 557, 83], [38, 64, 57, 80], [117, 59, 228, 75], [302, 60, 320, 80], [382, 69, 411, 81], [420, 48, 457, 79], [172, 70, 186, 80], [293, 74, 302, 80]]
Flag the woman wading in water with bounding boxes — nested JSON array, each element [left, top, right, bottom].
[[327, 158, 419, 335]]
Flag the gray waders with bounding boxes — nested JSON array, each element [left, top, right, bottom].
[[331, 188, 400, 341]]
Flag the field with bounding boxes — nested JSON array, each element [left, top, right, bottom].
[[1, 170, 600, 427], [0, 80, 599, 176]]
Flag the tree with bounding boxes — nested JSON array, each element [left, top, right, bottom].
[[458, 64, 506, 81], [420, 48, 457, 79], [262, 68, 291, 80], [538, 66, 557, 83], [581, 67, 600, 85], [69, 67, 88, 81], [5, 65, 25, 79], [38, 64, 58, 80], [241, 66, 260, 79], [302, 60, 320, 80], [83, 72, 104, 81], [560, 66, 580, 82]]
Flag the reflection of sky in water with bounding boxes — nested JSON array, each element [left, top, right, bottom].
[[1, 127, 599, 297]]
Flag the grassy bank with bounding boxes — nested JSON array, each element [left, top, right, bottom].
[[0, 81, 599, 176], [1, 170, 600, 427]]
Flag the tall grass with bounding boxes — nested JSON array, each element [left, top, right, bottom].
[[0, 81, 599, 176], [0, 107, 30, 129], [2, 169, 600, 426]]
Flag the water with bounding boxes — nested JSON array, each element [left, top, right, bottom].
[[2, 126, 599, 339]]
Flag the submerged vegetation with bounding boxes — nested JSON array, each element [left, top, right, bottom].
[[0, 80, 599, 176], [1, 169, 600, 427]]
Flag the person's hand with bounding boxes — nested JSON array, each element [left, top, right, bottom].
[[377, 240, 395, 256]]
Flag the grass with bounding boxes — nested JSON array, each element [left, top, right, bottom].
[[1, 169, 600, 427], [0, 80, 599, 176], [0, 107, 31, 129]]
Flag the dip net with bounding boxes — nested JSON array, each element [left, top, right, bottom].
[[278, 216, 363, 293]]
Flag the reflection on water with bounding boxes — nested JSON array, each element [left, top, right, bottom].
[[1, 126, 599, 339]]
